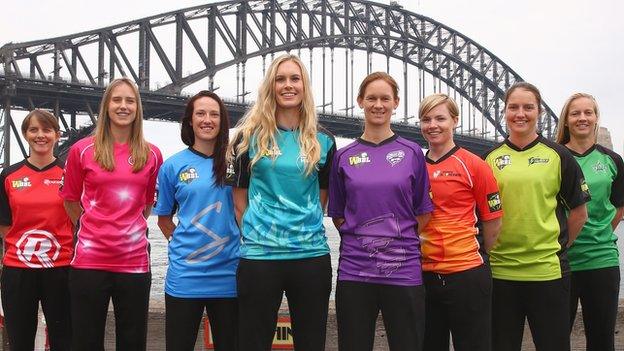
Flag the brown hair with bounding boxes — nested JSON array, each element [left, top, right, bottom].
[[181, 91, 230, 186], [357, 72, 399, 100], [504, 82, 543, 114], [21, 109, 60, 134]]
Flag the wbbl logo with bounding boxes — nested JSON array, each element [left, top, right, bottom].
[[487, 192, 502, 212], [179, 167, 200, 184], [494, 155, 511, 170]]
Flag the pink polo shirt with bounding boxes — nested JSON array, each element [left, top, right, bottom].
[[60, 136, 162, 273]]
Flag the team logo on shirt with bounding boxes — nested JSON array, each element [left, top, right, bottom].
[[385, 150, 405, 166], [128, 156, 135, 165], [11, 177, 32, 190], [528, 157, 550, 165], [487, 192, 502, 212], [494, 155, 511, 170], [15, 229, 61, 268], [592, 161, 607, 173], [226, 162, 235, 179], [262, 147, 282, 158], [432, 170, 461, 178], [349, 152, 371, 166], [43, 178, 63, 186], [179, 167, 199, 184]]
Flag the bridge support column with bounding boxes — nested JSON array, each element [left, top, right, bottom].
[[3, 97, 11, 168]]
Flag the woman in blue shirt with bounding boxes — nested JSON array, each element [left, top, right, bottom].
[[154, 90, 240, 351]]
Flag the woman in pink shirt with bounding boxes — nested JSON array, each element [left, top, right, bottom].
[[60, 77, 162, 350]]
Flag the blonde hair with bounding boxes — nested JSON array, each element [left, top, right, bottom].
[[94, 77, 150, 172], [231, 54, 320, 175], [555, 93, 600, 145], [419, 94, 459, 120]]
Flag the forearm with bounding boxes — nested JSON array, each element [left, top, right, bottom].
[[0, 225, 8, 238], [332, 217, 345, 230], [64, 201, 83, 226], [157, 216, 176, 240], [567, 205, 588, 247], [232, 188, 248, 227], [482, 217, 502, 252], [611, 207, 623, 231], [415, 213, 431, 235], [320, 189, 328, 209], [143, 204, 153, 219]]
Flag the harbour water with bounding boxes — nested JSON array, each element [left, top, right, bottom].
[[147, 216, 624, 301]]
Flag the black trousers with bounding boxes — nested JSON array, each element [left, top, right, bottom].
[[1, 266, 71, 351], [492, 276, 571, 351], [69, 268, 151, 351], [236, 254, 332, 351], [423, 264, 492, 351], [165, 293, 238, 351], [336, 280, 425, 351], [570, 266, 620, 351]]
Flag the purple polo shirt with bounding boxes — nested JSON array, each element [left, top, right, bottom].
[[328, 135, 433, 286]]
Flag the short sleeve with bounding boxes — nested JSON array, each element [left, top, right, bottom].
[[327, 151, 345, 218], [152, 160, 176, 216], [558, 148, 591, 209], [318, 141, 336, 189], [471, 157, 503, 221], [225, 135, 251, 188], [413, 148, 434, 215], [145, 146, 163, 205], [59, 144, 85, 201], [0, 169, 11, 226], [608, 151, 624, 207]]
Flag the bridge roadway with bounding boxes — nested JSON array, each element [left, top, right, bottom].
[[0, 76, 496, 155]]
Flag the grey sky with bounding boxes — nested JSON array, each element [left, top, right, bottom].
[[2, 0, 622, 154]]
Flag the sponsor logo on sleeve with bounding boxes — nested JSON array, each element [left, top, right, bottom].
[[494, 155, 511, 170], [179, 167, 200, 184], [385, 150, 405, 166], [580, 179, 590, 195], [348, 152, 371, 166], [528, 157, 549, 165], [487, 192, 502, 212]]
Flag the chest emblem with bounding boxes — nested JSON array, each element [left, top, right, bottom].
[[494, 155, 511, 170], [528, 157, 550, 165], [179, 167, 199, 184], [11, 177, 32, 190], [386, 150, 405, 166], [592, 161, 607, 173], [349, 152, 371, 166]]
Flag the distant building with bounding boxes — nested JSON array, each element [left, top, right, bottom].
[[597, 126, 613, 150]]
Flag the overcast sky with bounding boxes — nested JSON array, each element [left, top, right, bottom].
[[1, 0, 622, 156]]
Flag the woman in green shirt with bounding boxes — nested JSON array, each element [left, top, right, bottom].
[[556, 93, 624, 351]]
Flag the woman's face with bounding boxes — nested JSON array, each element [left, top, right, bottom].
[[274, 60, 304, 111], [505, 88, 539, 138], [191, 96, 221, 144], [420, 103, 457, 148], [566, 97, 597, 140], [108, 82, 138, 130], [357, 79, 399, 127], [24, 117, 59, 157]]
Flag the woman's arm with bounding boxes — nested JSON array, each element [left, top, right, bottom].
[[64, 200, 83, 226], [416, 213, 431, 235], [612, 207, 624, 231], [567, 204, 588, 247], [157, 215, 176, 240], [482, 217, 502, 252], [332, 217, 345, 230], [0, 225, 8, 237], [232, 187, 249, 227], [320, 189, 328, 209]]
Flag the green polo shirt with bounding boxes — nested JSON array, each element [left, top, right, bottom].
[[484, 136, 590, 281]]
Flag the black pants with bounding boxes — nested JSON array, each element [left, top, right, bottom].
[[423, 264, 492, 351], [492, 276, 571, 351], [69, 268, 151, 351], [165, 293, 238, 351], [569, 266, 620, 351], [1, 266, 71, 351], [237, 255, 331, 351], [336, 280, 425, 351]]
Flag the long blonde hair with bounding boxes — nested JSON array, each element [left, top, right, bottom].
[[555, 93, 600, 145], [94, 77, 150, 172], [232, 54, 320, 175]]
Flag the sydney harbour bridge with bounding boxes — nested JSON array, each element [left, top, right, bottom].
[[0, 0, 559, 168]]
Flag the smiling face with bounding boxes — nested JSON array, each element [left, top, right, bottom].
[[358, 79, 399, 128], [274, 60, 304, 112], [191, 96, 221, 145], [505, 88, 539, 139], [420, 103, 457, 149], [107, 82, 138, 130], [566, 97, 598, 141], [24, 116, 60, 157]]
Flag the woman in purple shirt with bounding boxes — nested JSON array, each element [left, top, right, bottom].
[[328, 72, 433, 351]]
